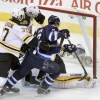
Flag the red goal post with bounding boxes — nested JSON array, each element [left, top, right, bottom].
[[37, 6, 98, 79]]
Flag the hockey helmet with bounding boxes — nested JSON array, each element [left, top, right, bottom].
[[72, 44, 86, 57], [12, 8, 25, 21], [25, 4, 40, 18], [48, 15, 60, 27]]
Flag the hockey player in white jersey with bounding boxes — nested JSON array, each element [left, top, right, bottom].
[[0, 4, 45, 91]]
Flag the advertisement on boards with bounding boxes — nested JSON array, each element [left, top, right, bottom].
[[0, 0, 100, 13]]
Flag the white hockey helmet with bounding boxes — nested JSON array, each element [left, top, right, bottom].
[[25, 4, 40, 18], [12, 8, 25, 21]]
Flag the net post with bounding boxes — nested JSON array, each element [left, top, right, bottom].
[[93, 16, 97, 79]]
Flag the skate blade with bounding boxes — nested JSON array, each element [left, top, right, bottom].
[[0, 91, 20, 96], [35, 92, 50, 97]]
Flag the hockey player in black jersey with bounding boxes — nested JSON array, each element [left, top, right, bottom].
[[24, 15, 77, 87], [0, 4, 45, 94], [28, 15, 94, 89], [27, 15, 77, 93]]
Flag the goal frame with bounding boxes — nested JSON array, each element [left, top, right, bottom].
[[38, 6, 97, 79]]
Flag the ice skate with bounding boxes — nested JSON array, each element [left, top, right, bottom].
[[0, 86, 20, 96], [37, 85, 50, 95]]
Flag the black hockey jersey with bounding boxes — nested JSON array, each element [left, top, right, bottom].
[[36, 25, 63, 59]]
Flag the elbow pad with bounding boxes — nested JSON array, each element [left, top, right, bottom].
[[34, 13, 45, 24]]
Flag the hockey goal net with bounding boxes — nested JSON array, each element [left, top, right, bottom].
[[32, 6, 100, 79]]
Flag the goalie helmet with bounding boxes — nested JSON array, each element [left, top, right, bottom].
[[48, 15, 60, 27], [25, 4, 40, 18], [12, 8, 25, 21], [72, 44, 86, 57]]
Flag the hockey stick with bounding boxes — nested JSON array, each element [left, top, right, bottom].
[[67, 38, 88, 81], [59, 36, 65, 47]]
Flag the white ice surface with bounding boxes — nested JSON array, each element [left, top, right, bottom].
[[0, 83, 100, 100]]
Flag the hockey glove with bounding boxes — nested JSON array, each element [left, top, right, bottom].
[[63, 44, 77, 53], [20, 43, 29, 54], [60, 29, 70, 39], [34, 13, 45, 24]]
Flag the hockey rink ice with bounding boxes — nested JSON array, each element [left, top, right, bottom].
[[0, 21, 100, 100]]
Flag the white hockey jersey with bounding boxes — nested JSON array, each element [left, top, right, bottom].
[[0, 20, 33, 57]]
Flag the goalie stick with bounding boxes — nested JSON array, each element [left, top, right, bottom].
[[67, 38, 88, 81]]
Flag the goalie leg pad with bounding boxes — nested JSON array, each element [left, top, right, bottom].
[[54, 54, 66, 73], [84, 76, 96, 88], [52, 74, 95, 89]]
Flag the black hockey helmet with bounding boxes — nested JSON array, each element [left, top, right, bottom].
[[48, 15, 60, 27]]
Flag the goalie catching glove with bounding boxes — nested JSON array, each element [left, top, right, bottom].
[[63, 44, 77, 53]]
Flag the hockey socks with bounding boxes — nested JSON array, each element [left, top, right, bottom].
[[5, 76, 18, 88], [37, 75, 54, 94], [0, 76, 19, 96]]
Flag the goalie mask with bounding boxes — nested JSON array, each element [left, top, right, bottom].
[[25, 4, 40, 18], [12, 8, 25, 21], [48, 15, 60, 27]]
